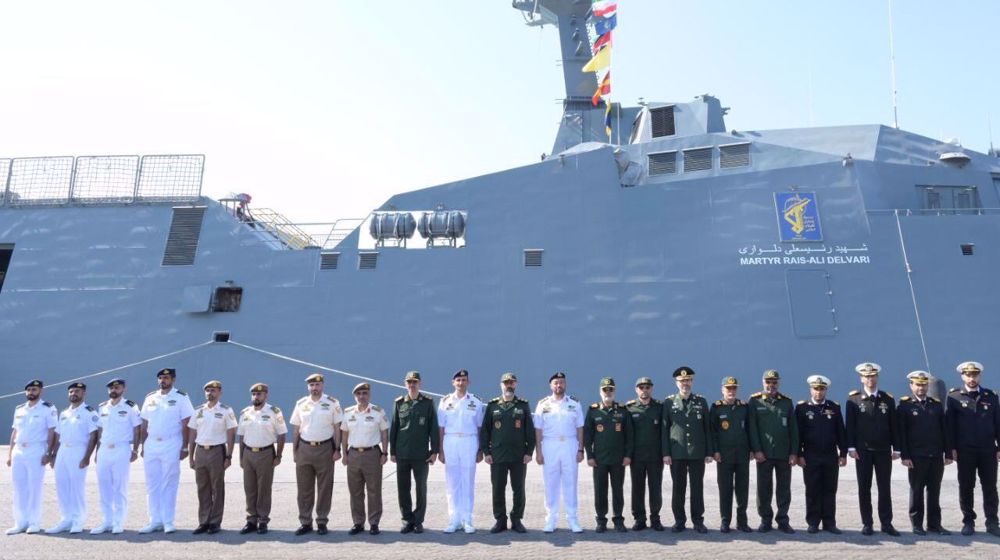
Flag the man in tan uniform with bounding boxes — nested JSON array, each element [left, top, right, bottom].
[[187, 380, 237, 534], [290, 373, 343, 535], [341, 383, 390, 535], [237, 383, 287, 535]]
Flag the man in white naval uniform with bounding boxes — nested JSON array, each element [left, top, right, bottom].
[[46, 382, 100, 534], [6, 379, 57, 535], [534, 372, 586, 533], [438, 369, 486, 534], [139, 368, 194, 533], [91, 377, 142, 534]]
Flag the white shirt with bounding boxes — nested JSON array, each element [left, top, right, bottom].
[[437, 392, 485, 435], [342, 403, 389, 448], [533, 395, 585, 439], [97, 398, 142, 444], [12, 400, 58, 444], [290, 394, 343, 442], [238, 403, 288, 447], [141, 388, 195, 440], [56, 403, 100, 445], [189, 402, 238, 445]]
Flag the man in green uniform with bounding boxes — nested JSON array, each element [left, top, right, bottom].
[[748, 369, 798, 534], [584, 377, 633, 533], [710, 376, 752, 533], [388, 371, 439, 534], [663, 366, 713, 533], [480, 372, 535, 534], [625, 376, 665, 531]]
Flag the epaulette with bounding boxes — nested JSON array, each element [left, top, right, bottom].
[[394, 395, 405, 403], [297, 396, 310, 404], [147, 390, 158, 397], [569, 395, 580, 402], [651, 398, 661, 404], [270, 405, 280, 413], [220, 403, 231, 409], [242, 405, 254, 413], [900, 396, 911, 402], [176, 390, 187, 396], [883, 391, 894, 399], [441, 394, 452, 402], [100, 400, 109, 407], [42, 401, 54, 408], [516, 397, 528, 404], [490, 397, 501, 403], [984, 389, 995, 396], [928, 396, 939, 403], [777, 392, 789, 400], [538, 396, 550, 404], [949, 387, 961, 393], [15, 402, 25, 409], [750, 392, 762, 398], [715, 400, 723, 406], [371, 404, 382, 412], [125, 399, 137, 408], [590, 403, 600, 409], [195, 403, 206, 410], [736, 399, 744, 405], [418, 393, 428, 401], [798, 400, 806, 405], [829, 400, 839, 406], [849, 390, 861, 396], [345, 405, 357, 412], [625, 399, 637, 406], [85, 404, 96, 412]]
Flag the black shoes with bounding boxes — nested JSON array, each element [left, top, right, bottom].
[[912, 526, 926, 536], [595, 522, 607, 533], [737, 523, 754, 533], [987, 525, 1000, 537], [671, 523, 686, 533], [720, 524, 731, 534], [961, 523, 974, 536], [295, 524, 313, 536], [632, 520, 647, 531], [928, 526, 951, 536], [317, 524, 328, 535], [401, 523, 414, 534], [370, 525, 380, 535], [882, 524, 900, 537], [861, 524, 874, 536], [693, 523, 708, 534], [613, 520, 627, 533], [413, 523, 424, 534], [239, 523, 257, 535], [349, 524, 364, 535], [257, 523, 268, 535], [824, 525, 842, 535], [807, 525, 819, 534], [757, 523, 773, 533], [650, 519, 665, 532], [777, 523, 795, 534], [192, 524, 209, 535], [490, 520, 508, 534], [206, 524, 220, 534], [511, 519, 527, 533]]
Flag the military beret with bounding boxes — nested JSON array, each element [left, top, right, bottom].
[[501, 372, 517, 382], [600, 377, 616, 388], [404, 371, 421, 382], [957, 361, 983, 374], [906, 371, 930, 385], [807, 374, 831, 388], [855, 362, 881, 376], [203, 380, 222, 390], [452, 369, 469, 380], [305, 373, 325, 383], [549, 372, 566, 382], [721, 376, 739, 387], [353, 382, 370, 394], [762, 369, 780, 380], [635, 377, 654, 387], [157, 368, 176, 378], [673, 367, 695, 380], [67, 382, 86, 391], [250, 383, 269, 393], [105, 378, 126, 388], [24, 379, 43, 390]]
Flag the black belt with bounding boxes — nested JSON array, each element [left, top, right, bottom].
[[198, 443, 225, 450], [349, 445, 381, 453], [301, 438, 332, 447], [244, 444, 275, 453]]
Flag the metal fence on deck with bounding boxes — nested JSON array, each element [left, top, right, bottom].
[[1, 154, 204, 206]]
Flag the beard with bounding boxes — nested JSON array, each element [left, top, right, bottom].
[[108, 391, 121, 400], [503, 389, 515, 398], [26, 393, 38, 401]]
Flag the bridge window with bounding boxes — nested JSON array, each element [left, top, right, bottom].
[[919, 186, 980, 212], [0, 244, 12, 292]]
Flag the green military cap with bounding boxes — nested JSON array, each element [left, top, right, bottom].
[[203, 380, 222, 390], [600, 377, 616, 388], [762, 369, 780, 380], [24, 379, 43, 390], [404, 370, 421, 381], [673, 366, 695, 380], [906, 371, 930, 386], [157, 368, 176, 378], [305, 373, 325, 383], [250, 382, 269, 393], [67, 382, 86, 391], [353, 382, 370, 393], [501, 372, 517, 382], [635, 376, 654, 387], [721, 376, 739, 387]]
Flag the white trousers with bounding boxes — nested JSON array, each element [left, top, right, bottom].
[[54, 444, 89, 524], [143, 438, 182, 524], [542, 438, 579, 522], [96, 444, 132, 526], [443, 434, 478, 524], [11, 444, 46, 527]]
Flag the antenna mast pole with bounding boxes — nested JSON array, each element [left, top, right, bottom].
[[888, 0, 899, 129]]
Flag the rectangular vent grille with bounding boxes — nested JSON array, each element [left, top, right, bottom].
[[359, 252, 378, 270], [683, 147, 713, 173], [961, 244, 974, 256], [720, 143, 751, 168], [161, 206, 206, 266], [320, 252, 340, 270], [648, 151, 677, 176], [650, 106, 676, 138], [524, 249, 543, 267]]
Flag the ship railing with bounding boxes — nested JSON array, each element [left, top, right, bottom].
[[0, 154, 204, 207], [220, 201, 363, 251], [867, 208, 1000, 216]]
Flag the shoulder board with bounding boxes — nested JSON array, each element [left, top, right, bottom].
[[538, 396, 550, 404], [469, 392, 482, 402], [441, 394, 452, 401], [85, 404, 96, 412], [195, 404, 206, 410], [516, 397, 528, 404], [590, 403, 600, 409], [146, 390, 157, 397], [949, 387, 961, 393], [737, 399, 745, 405], [984, 389, 995, 396], [99, 400, 109, 407], [15, 403, 25, 409], [694, 393, 704, 399], [900, 396, 911, 402], [750, 392, 762, 398], [270, 405, 281, 413], [418, 393, 428, 401], [345, 405, 357, 412], [778, 392, 790, 400], [798, 400, 806, 405], [394, 395, 405, 403], [883, 392, 894, 399], [220, 403, 231, 409], [125, 399, 137, 408], [651, 398, 661, 404], [176, 390, 187, 396], [928, 396, 939, 403], [625, 399, 636, 405], [372, 404, 382, 412], [489, 397, 501, 403], [849, 390, 861, 396], [242, 405, 254, 413], [42, 401, 54, 408], [715, 400, 723, 406], [828, 400, 839, 406], [569, 395, 580, 402]]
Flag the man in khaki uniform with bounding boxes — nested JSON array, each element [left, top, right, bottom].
[[187, 380, 237, 534], [290, 373, 343, 535], [236, 383, 286, 535], [341, 383, 389, 535]]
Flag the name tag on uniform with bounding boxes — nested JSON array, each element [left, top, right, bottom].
[[781, 418, 787, 426], [515, 419, 522, 428], [418, 417, 425, 425], [615, 423, 621, 432]]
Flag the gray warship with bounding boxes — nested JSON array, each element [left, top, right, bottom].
[[1, 0, 999, 436]]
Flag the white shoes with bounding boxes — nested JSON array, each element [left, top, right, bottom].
[[463, 522, 476, 534], [69, 523, 83, 534], [543, 518, 557, 533], [25, 525, 41, 534], [568, 518, 583, 533], [112, 524, 124, 534], [443, 521, 461, 533], [163, 523, 176, 534], [90, 523, 111, 535], [138, 522, 163, 534], [45, 520, 72, 534], [5, 525, 27, 535]]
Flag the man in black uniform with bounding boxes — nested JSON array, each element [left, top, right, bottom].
[[388, 371, 439, 534], [625, 377, 664, 531], [584, 377, 633, 533], [946, 361, 1000, 537], [480, 372, 535, 534], [709, 376, 752, 533], [795, 375, 847, 534], [846, 362, 900, 536], [897, 370, 952, 536]]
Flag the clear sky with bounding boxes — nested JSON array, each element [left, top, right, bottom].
[[1, 1, 997, 223]]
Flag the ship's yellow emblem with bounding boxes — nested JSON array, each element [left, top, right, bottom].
[[783, 195, 811, 235]]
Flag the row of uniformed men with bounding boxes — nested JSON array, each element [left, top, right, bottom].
[[6, 360, 1000, 537]]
